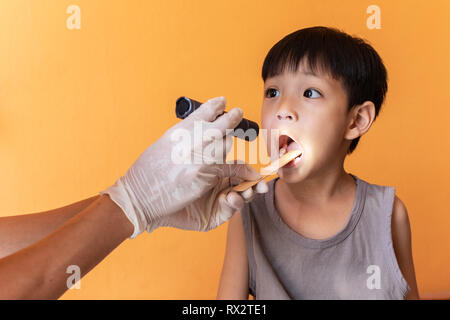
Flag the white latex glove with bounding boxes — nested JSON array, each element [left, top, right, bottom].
[[150, 161, 269, 233], [100, 96, 268, 238]]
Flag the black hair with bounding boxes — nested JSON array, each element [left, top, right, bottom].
[[261, 26, 388, 154]]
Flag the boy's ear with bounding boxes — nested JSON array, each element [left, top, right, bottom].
[[344, 101, 376, 140]]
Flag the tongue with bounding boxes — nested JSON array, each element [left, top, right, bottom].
[[286, 141, 301, 153]]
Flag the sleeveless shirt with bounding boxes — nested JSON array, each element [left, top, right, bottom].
[[240, 173, 410, 299]]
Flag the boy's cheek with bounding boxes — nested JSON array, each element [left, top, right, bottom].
[[259, 123, 275, 159], [308, 128, 340, 159]]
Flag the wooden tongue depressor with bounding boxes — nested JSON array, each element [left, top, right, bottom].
[[232, 149, 302, 192]]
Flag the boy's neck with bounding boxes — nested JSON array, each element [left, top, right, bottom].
[[277, 167, 355, 208]]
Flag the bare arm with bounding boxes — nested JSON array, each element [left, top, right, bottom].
[[0, 194, 133, 299], [217, 211, 250, 300], [392, 195, 420, 300], [0, 195, 100, 259]]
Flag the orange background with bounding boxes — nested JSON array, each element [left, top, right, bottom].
[[0, 0, 449, 299]]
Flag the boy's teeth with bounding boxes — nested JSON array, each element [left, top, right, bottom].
[[279, 147, 287, 157]]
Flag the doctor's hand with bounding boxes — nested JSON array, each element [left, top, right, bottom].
[[148, 161, 269, 233], [100, 96, 268, 238]]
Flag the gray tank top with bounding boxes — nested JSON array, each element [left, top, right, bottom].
[[240, 173, 410, 299]]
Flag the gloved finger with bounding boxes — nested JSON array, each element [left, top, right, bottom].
[[220, 162, 261, 181], [225, 191, 245, 211], [255, 180, 269, 193], [215, 135, 234, 164], [240, 180, 267, 202], [223, 133, 234, 155], [231, 177, 269, 204], [240, 187, 254, 202], [217, 193, 240, 224], [205, 134, 234, 164], [200, 130, 233, 165], [211, 107, 243, 137], [188, 96, 227, 122]]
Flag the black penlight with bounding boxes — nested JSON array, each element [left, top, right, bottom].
[[175, 96, 259, 141]]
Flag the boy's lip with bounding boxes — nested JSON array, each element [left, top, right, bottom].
[[278, 130, 303, 156]]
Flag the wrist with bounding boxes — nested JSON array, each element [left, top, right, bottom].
[[99, 194, 134, 239], [100, 178, 150, 239]]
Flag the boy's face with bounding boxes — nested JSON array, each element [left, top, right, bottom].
[[261, 60, 352, 183]]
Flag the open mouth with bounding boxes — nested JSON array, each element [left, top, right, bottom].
[[278, 133, 303, 168]]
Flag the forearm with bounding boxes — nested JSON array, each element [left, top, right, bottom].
[[0, 195, 100, 259], [0, 194, 133, 299]]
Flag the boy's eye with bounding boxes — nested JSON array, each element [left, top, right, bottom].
[[265, 88, 322, 99], [264, 88, 279, 98], [304, 88, 322, 99]]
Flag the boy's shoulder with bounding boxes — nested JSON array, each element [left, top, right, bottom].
[[392, 195, 409, 225], [358, 175, 398, 198], [360, 176, 408, 218]]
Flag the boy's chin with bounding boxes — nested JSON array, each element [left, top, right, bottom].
[[278, 168, 305, 184]]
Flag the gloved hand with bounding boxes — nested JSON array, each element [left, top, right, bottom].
[[148, 161, 269, 233], [100, 96, 268, 238]]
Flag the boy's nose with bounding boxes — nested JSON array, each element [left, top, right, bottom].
[[276, 106, 298, 122]]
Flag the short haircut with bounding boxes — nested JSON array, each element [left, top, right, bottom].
[[261, 26, 388, 154]]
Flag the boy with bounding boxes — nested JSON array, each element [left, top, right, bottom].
[[217, 26, 419, 299]]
